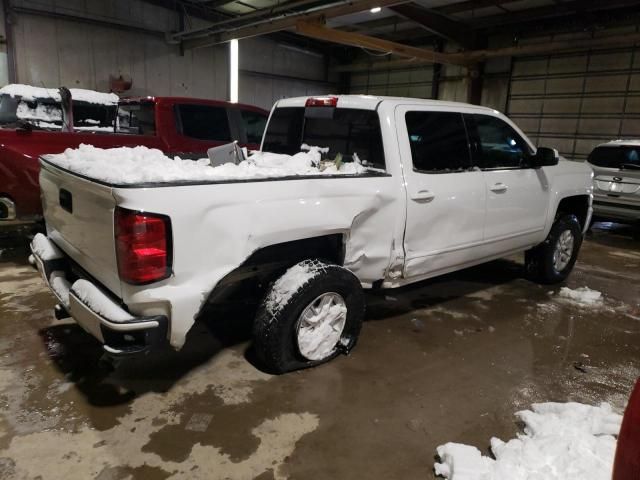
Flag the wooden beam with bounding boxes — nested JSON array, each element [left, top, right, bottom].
[[389, 3, 473, 47], [464, 31, 640, 62], [295, 20, 470, 66], [334, 31, 640, 71], [183, 0, 410, 49]]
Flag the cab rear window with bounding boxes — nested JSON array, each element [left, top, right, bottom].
[[262, 107, 385, 170], [589, 146, 640, 169]]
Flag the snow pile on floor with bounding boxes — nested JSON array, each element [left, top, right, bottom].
[[264, 260, 326, 316], [434, 402, 622, 480], [31, 233, 63, 261], [558, 286, 603, 306], [43, 144, 368, 184], [0, 84, 119, 105]]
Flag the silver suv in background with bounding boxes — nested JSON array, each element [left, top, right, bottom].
[[588, 140, 640, 224]]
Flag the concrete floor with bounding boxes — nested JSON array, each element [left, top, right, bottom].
[[0, 223, 639, 480]]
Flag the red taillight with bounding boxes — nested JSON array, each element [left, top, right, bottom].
[[305, 96, 338, 107], [115, 207, 172, 285]]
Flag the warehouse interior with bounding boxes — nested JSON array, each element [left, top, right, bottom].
[[0, 1, 640, 479]]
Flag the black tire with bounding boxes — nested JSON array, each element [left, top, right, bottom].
[[525, 214, 583, 284], [253, 259, 365, 374]]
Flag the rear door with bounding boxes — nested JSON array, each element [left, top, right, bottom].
[[466, 113, 548, 250], [396, 106, 486, 279], [40, 161, 121, 297]]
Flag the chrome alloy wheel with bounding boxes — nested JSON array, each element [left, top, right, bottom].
[[296, 292, 347, 361], [553, 229, 575, 272]]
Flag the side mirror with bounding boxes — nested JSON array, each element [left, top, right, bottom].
[[531, 147, 559, 168]]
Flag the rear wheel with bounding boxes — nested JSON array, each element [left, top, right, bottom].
[[525, 214, 583, 284], [253, 260, 365, 374]]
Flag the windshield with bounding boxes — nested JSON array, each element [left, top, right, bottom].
[[116, 102, 156, 135], [588, 146, 640, 169], [262, 107, 385, 169]]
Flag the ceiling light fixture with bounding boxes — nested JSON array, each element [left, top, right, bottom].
[[370, 7, 381, 13]]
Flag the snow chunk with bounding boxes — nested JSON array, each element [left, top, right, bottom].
[[31, 233, 63, 261], [265, 260, 326, 316], [558, 287, 603, 306], [71, 279, 133, 322], [44, 144, 369, 185], [0, 84, 119, 105], [49, 271, 71, 309], [434, 402, 622, 480]]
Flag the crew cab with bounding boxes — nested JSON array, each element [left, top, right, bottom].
[[31, 95, 593, 373], [0, 88, 268, 226], [588, 140, 640, 224]]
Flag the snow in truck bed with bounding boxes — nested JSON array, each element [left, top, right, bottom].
[[42, 144, 370, 185]]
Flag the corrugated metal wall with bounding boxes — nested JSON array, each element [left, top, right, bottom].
[[507, 29, 640, 161], [8, 0, 332, 107]]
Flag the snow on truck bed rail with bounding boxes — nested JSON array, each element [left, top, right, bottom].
[[43, 144, 370, 184], [0, 84, 119, 105]]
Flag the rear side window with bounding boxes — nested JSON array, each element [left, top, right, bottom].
[[116, 102, 156, 135], [405, 111, 471, 172], [262, 107, 385, 169], [240, 110, 268, 145], [472, 114, 530, 169], [589, 146, 640, 169], [177, 104, 230, 141]]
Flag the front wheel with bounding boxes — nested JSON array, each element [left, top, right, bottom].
[[253, 260, 365, 374], [525, 214, 583, 284]]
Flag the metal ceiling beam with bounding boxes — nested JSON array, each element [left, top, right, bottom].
[[389, 3, 474, 47], [182, 0, 410, 49], [295, 20, 471, 66], [436, 0, 521, 15]]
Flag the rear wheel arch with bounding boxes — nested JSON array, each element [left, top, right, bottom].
[[204, 234, 347, 306]]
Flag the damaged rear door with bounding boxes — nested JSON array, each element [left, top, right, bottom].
[[396, 106, 486, 279]]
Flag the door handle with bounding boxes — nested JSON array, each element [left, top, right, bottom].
[[411, 190, 436, 202], [490, 183, 508, 193]]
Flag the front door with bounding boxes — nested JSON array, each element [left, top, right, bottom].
[[466, 113, 549, 251], [396, 106, 486, 279]]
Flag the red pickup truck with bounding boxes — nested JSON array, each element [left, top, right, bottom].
[[0, 95, 268, 226]]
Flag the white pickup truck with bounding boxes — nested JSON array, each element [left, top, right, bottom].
[[31, 95, 593, 373]]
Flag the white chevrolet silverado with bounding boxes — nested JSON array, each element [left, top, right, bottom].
[[31, 95, 593, 373]]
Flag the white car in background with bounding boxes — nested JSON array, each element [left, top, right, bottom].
[[588, 140, 640, 224], [31, 95, 593, 374]]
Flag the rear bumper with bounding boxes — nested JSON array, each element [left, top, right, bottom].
[[31, 234, 168, 356], [593, 199, 640, 223]]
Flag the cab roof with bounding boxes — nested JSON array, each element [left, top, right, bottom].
[[275, 94, 499, 114]]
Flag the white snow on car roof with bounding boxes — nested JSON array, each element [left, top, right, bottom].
[[0, 84, 119, 105], [43, 144, 369, 185]]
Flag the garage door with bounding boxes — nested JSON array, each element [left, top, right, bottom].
[[507, 45, 640, 161]]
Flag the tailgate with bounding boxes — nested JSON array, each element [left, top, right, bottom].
[[40, 160, 122, 297]]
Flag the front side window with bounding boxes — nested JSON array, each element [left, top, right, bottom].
[[240, 109, 268, 145], [116, 102, 156, 135], [473, 114, 530, 169], [405, 111, 471, 173], [262, 107, 385, 169], [177, 104, 230, 141]]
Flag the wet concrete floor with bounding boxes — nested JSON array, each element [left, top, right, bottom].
[[0, 223, 639, 479]]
